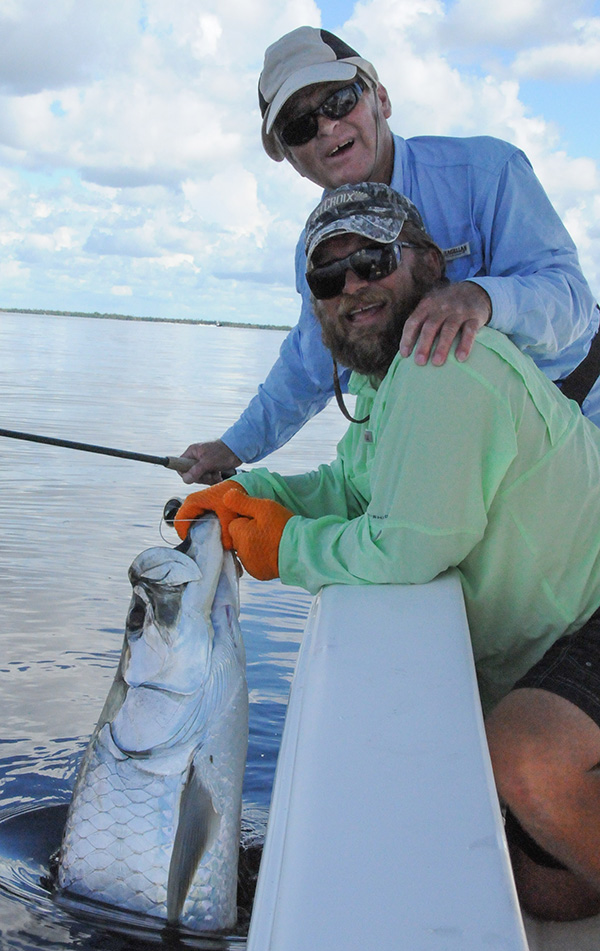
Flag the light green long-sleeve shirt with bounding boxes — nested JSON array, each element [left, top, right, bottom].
[[235, 328, 600, 710]]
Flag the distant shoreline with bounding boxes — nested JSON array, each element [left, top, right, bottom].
[[0, 307, 292, 332]]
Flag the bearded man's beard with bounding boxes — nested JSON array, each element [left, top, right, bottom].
[[320, 301, 405, 377], [318, 270, 433, 378]]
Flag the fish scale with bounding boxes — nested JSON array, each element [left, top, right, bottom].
[[60, 739, 179, 913], [58, 515, 249, 931]]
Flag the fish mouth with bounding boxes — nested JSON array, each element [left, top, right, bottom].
[[129, 546, 202, 588]]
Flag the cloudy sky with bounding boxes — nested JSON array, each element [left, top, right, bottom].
[[1, 0, 599, 326]]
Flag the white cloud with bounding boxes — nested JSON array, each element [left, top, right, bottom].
[[181, 166, 270, 238], [440, 0, 595, 51], [0, 0, 140, 94], [0, 0, 598, 322], [512, 18, 600, 80]]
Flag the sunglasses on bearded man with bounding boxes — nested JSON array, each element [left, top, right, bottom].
[[306, 242, 417, 300]]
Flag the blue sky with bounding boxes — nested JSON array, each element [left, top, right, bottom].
[[516, 78, 600, 160], [0, 0, 599, 325]]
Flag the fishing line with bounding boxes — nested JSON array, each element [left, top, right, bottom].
[[159, 497, 183, 543], [159, 517, 178, 544]]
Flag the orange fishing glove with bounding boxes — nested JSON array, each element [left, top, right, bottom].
[[173, 481, 247, 548], [224, 488, 294, 581]]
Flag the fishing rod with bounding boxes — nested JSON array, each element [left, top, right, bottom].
[[0, 426, 235, 476]]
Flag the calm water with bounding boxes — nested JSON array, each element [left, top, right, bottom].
[[0, 312, 348, 949]]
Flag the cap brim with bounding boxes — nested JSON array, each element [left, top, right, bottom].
[[264, 61, 358, 135], [306, 217, 406, 267], [262, 61, 359, 161]]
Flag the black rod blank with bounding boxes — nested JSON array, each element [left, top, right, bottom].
[[0, 427, 192, 471]]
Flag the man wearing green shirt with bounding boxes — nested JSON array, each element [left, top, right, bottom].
[[175, 182, 600, 921]]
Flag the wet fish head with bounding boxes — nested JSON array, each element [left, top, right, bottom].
[[122, 516, 225, 695]]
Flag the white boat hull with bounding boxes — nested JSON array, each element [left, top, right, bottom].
[[248, 572, 600, 950]]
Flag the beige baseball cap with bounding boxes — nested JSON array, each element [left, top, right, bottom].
[[258, 26, 379, 161]]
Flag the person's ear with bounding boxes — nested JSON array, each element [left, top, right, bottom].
[[420, 246, 445, 283], [376, 83, 392, 120]]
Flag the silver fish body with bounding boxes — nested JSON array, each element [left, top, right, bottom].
[[58, 515, 249, 932]]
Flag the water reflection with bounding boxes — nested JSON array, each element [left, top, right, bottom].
[[0, 312, 347, 949]]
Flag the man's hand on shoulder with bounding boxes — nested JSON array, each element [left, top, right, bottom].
[[178, 439, 242, 485], [399, 281, 492, 367]]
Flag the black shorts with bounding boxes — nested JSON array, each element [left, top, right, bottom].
[[512, 605, 600, 729]]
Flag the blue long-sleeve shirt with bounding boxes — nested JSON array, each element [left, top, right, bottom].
[[223, 134, 599, 461]]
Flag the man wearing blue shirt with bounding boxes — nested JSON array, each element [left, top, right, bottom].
[[179, 26, 599, 484]]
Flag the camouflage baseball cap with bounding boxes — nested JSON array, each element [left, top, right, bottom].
[[305, 182, 427, 265]]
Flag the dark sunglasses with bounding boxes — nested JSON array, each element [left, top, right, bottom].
[[280, 81, 365, 148], [306, 242, 416, 300]]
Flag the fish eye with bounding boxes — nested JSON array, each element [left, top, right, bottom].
[[154, 594, 182, 630], [145, 584, 187, 637]]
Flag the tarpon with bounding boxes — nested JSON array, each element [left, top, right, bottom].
[[57, 514, 249, 932]]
